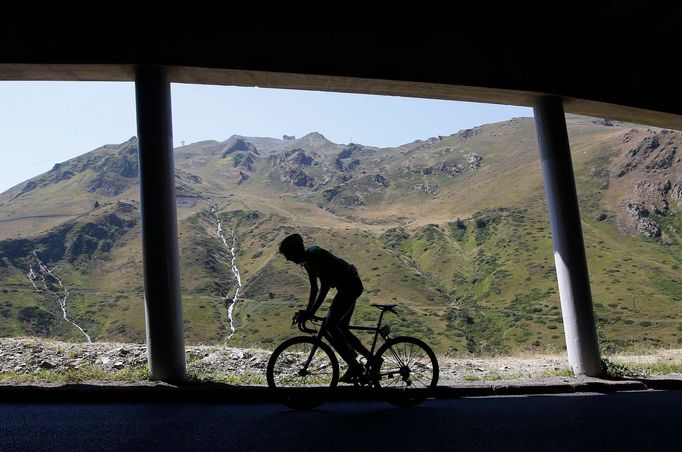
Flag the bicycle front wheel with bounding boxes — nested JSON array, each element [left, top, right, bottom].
[[267, 336, 339, 391], [372, 336, 439, 407]]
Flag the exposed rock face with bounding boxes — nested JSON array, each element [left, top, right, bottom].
[[269, 149, 317, 187], [466, 153, 483, 171], [621, 202, 661, 239], [322, 187, 341, 202], [613, 133, 678, 178], [646, 145, 677, 170], [592, 118, 616, 127], [237, 171, 249, 184], [435, 161, 466, 176], [232, 153, 255, 172], [367, 174, 389, 188], [671, 179, 682, 208], [614, 135, 660, 177], [337, 194, 366, 206], [337, 143, 362, 160], [86, 175, 130, 196], [176, 169, 202, 184], [222, 138, 259, 157], [402, 155, 481, 177], [281, 168, 315, 188], [271, 148, 314, 167], [322, 174, 388, 206], [97, 150, 139, 178], [605, 130, 681, 240], [413, 182, 439, 196], [632, 180, 673, 213]]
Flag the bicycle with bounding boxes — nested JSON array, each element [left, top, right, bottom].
[[266, 303, 439, 409]]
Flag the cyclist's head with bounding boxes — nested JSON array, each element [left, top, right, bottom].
[[279, 233, 306, 263]]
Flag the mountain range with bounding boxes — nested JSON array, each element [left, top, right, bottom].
[[0, 115, 680, 355]]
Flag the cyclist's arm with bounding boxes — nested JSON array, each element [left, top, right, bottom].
[[309, 283, 330, 316], [304, 263, 318, 311]]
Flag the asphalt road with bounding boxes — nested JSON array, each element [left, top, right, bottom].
[[0, 390, 680, 451]]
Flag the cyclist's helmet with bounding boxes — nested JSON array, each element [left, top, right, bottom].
[[279, 233, 305, 259]]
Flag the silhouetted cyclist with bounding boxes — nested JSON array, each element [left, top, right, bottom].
[[279, 233, 371, 382]]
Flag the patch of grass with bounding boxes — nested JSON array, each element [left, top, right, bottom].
[[540, 367, 574, 378], [185, 368, 266, 385], [602, 358, 682, 378], [462, 372, 527, 381], [0, 365, 149, 384]]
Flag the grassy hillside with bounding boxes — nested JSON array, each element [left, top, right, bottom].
[[0, 116, 680, 356]]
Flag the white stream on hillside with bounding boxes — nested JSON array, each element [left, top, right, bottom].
[[211, 208, 243, 342], [26, 251, 92, 343]]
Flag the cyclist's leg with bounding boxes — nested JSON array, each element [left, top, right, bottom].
[[327, 280, 370, 363], [337, 298, 371, 361], [326, 295, 359, 367]]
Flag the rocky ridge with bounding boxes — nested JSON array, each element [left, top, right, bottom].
[[609, 128, 681, 240]]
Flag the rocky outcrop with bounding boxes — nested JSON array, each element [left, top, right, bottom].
[[269, 149, 317, 187], [86, 174, 130, 196], [176, 169, 202, 184], [592, 118, 616, 127], [413, 182, 439, 196], [613, 132, 679, 178], [97, 149, 139, 178], [222, 138, 259, 158], [606, 130, 680, 240], [646, 145, 677, 171], [322, 174, 388, 206], [620, 202, 661, 239], [270, 148, 315, 167], [671, 179, 682, 208], [367, 174, 389, 188], [466, 153, 483, 171], [237, 171, 249, 184], [402, 155, 482, 177], [232, 153, 255, 172], [337, 143, 362, 160]]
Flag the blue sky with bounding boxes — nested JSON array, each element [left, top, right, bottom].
[[0, 81, 532, 193]]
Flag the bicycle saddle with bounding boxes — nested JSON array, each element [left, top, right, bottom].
[[371, 304, 398, 311]]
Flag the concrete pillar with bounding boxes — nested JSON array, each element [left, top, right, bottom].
[[135, 65, 186, 382], [533, 96, 603, 377]]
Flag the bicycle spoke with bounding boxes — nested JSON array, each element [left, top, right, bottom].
[[375, 338, 437, 392], [268, 338, 338, 389]]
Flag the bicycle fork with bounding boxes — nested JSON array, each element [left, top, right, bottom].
[[299, 324, 327, 376]]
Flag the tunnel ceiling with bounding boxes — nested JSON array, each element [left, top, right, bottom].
[[1, 3, 681, 129]]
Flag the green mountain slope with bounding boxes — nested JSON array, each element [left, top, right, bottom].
[[0, 116, 680, 355]]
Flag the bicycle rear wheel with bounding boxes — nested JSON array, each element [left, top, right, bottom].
[[372, 336, 439, 407], [266, 336, 339, 409]]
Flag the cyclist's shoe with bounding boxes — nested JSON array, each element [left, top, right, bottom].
[[339, 364, 365, 384]]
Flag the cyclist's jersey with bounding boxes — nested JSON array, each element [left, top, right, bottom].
[[304, 245, 359, 288]]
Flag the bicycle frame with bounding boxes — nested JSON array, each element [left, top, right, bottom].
[[300, 309, 393, 370]]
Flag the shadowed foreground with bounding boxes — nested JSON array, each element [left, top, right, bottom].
[[0, 390, 679, 451]]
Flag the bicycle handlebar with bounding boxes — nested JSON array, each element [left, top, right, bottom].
[[291, 311, 325, 334]]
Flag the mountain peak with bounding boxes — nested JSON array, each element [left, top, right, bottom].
[[299, 132, 332, 145]]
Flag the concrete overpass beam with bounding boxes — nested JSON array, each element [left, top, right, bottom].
[[135, 65, 186, 382], [533, 96, 603, 377]]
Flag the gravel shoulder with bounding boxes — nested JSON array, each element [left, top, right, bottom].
[[1, 337, 681, 386]]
